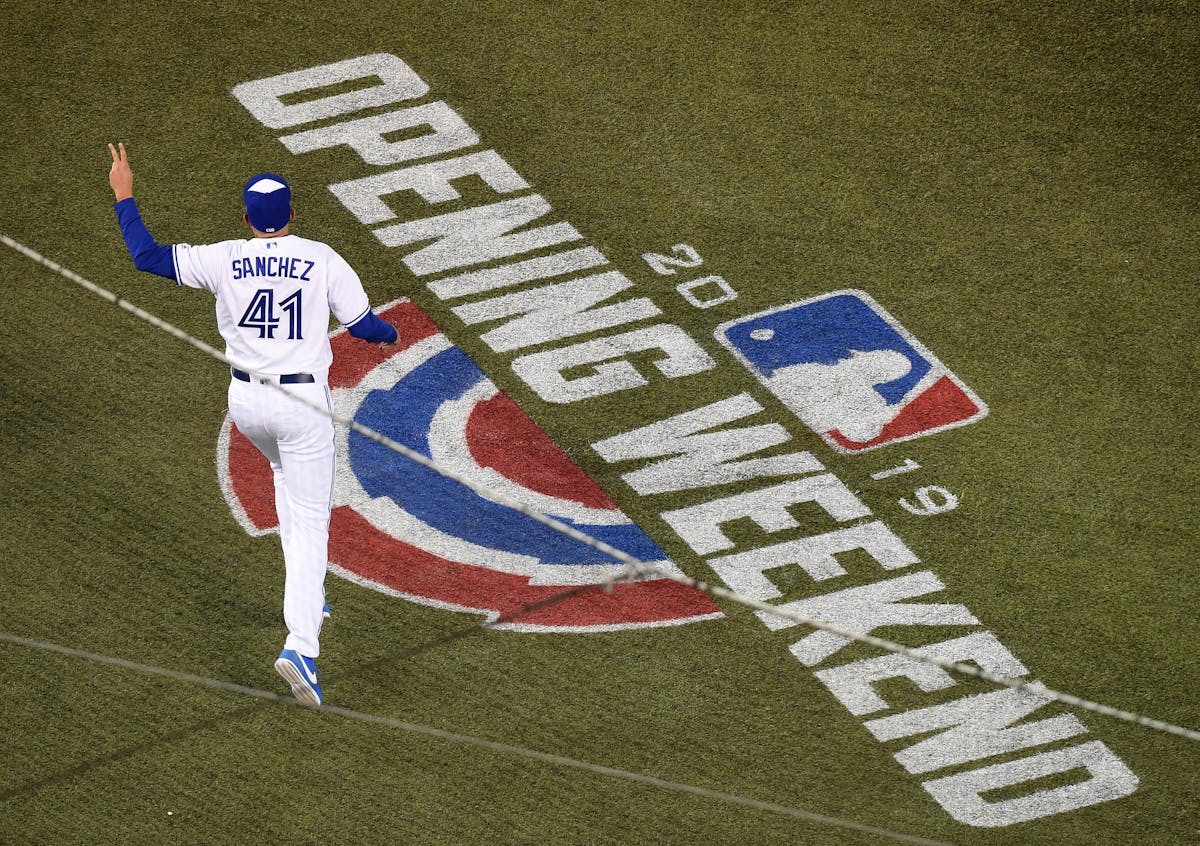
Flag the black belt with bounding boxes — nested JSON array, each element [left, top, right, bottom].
[[232, 368, 315, 384]]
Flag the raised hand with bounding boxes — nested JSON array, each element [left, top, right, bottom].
[[108, 142, 134, 201]]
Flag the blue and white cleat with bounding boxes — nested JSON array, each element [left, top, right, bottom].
[[322, 603, 331, 619], [274, 649, 323, 706]]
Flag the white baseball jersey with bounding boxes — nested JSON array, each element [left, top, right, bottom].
[[172, 235, 372, 379]]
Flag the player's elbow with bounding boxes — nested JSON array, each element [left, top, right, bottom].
[[130, 249, 157, 272], [131, 244, 177, 280]]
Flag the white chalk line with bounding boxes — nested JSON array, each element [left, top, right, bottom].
[[0, 632, 955, 846], [3, 232, 1198, 746]]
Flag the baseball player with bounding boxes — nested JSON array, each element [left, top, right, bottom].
[[107, 142, 397, 706]]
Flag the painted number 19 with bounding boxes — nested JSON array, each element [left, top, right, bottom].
[[238, 289, 303, 339]]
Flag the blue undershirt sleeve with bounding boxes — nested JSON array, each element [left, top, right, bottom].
[[346, 309, 399, 344], [113, 198, 177, 281]]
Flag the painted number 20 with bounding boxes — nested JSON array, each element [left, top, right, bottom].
[[238, 289, 303, 339], [642, 243, 739, 309]]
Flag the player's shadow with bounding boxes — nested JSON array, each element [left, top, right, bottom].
[[1, 582, 632, 802], [0, 700, 270, 803], [325, 580, 620, 686]]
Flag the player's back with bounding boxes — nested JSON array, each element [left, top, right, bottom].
[[174, 234, 372, 380]]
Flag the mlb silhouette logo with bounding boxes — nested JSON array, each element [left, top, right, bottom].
[[716, 290, 987, 453]]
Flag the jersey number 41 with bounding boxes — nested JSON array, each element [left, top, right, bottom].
[[239, 288, 303, 340]]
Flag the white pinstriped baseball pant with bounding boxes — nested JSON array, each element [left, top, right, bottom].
[[228, 377, 334, 658]]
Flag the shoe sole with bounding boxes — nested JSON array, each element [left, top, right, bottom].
[[274, 657, 322, 706]]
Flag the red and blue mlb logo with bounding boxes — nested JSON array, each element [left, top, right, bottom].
[[716, 290, 987, 453]]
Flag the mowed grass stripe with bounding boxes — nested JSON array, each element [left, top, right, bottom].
[[0, 632, 955, 846]]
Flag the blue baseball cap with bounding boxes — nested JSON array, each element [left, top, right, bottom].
[[243, 173, 292, 233]]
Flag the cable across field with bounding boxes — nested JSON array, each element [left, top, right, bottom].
[[4, 232, 1195, 746]]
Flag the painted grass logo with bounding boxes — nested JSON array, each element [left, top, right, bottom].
[[217, 298, 721, 632], [228, 54, 1139, 827], [717, 291, 988, 454]]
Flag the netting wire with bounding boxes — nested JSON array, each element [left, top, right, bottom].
[[3, 232, 1197, 744]]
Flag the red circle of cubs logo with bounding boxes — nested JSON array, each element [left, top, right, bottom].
[[218, 299, 721, 632]]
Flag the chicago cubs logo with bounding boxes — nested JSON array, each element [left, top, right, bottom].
[[716, 290, 988, 453], [218, 299, 721, 631]]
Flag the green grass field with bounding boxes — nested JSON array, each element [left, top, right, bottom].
[[2, 2, 1197, 844]]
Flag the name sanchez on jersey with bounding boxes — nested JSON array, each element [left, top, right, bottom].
[[231, 255, 316, 281]]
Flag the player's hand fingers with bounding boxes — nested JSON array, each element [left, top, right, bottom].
[[108, 143, 118, 163], [118, 141, 127, 163]]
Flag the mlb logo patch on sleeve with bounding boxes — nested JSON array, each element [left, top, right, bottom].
[[715, 290, 988, 453]]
